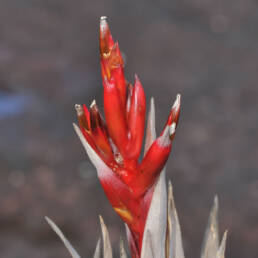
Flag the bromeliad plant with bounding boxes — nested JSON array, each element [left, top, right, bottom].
[[74, 16, 180, 257], [46, 17, 227, 258]]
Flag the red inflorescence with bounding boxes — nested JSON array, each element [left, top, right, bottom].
[[75, 17, 181, 258]]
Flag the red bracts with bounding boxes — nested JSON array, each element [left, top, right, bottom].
[[74, 17, 181, 258]]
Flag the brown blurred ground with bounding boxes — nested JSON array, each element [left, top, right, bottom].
[[0, 0, 258, 257]]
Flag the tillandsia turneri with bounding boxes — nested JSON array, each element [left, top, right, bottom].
[[46, 16, 228, 258], [73, 16, 180, 257]]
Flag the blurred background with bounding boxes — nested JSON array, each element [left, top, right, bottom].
[[0, 0, 257, 257]]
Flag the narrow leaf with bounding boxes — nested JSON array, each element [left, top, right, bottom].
[[125, 224, 139, 258], [93, 238, 101, 258], [99, 215, 113, 258], [45, 217, 81, 258], [166, 181, 185, 258], [216, 231, 228, 258], [201, 196, 219, 258], [142, 230, 155, 258], [141, 168, 167, 258], [120, 237, 128, 258]]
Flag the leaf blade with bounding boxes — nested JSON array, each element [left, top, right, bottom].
[[45, 217, 81, 258]]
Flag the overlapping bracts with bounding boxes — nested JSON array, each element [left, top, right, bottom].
[[47, 17, 227, 258], [73, 17, 180, 257]]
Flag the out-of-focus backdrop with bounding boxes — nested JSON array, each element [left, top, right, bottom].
[[0, 0, 257, 257]]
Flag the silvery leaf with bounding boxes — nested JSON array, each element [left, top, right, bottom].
[[45, 216, 81, 258], [99, 215, 113, 258], [142, 230, 155, 258], [125, 224, 139, 258], [141, 168, 167, 258], [93, 238, 101, 258], [216, 231, 227, 258], [120, 237, 128, 258], [166, 181, 185, 258], [201, 196, 219, 258]]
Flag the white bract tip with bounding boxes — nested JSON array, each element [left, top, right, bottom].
[[90, 99, 97, 108], [100, 17, 108, 35], [169, 122, 176, 136], [157, 126, 171, 147], [172, 94, 181, 111], [75, 104, 83, 115]]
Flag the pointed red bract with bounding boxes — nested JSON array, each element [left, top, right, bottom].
[[103, 77, 128, 156], [99, 17, 114, 57], [89, 102, 113, 159], [75, 17, 181, 258], [136, 126, 172, 195], [126, 75, 146, 160], [109, 42, 127, 108]]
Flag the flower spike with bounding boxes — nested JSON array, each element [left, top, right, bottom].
[[74, 17, 181, 257]]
